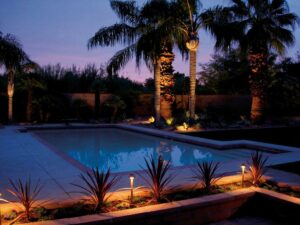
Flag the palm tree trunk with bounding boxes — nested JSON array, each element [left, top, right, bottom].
[[27, 87, 33, 122], [160, 47, 175, 120], [248, 50, 268, 124], [154, 59, 161, 125], [189, 50, 197, 119], [95, 89, 100, 120], [8, 95, 13, 122], [7, 69, 15, 122]]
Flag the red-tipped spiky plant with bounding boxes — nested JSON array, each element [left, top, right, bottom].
[[192, 161, 222, 193], [72, 168, 118, 212], [7, 177, 43, 222], [139, 155, 174, 202], [248, 151, 268, 186]]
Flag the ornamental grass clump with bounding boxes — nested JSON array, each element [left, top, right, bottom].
[[248, 151, 268, 186], [139, 155, 174, 203], [72, 168, 118, 212], [192, 161, 222, 193], [7, 177, 43, 222]]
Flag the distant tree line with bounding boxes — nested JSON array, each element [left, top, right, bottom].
[[0, 50, 299, 122]]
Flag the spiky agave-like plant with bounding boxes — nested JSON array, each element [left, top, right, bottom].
[[192, 161, 221, 193], [248, 151, 268, 186], [7, 177, 43, 222], [139, 155, 174, 202], [72, 168, 118, 212]]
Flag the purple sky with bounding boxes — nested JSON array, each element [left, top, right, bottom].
[[1, 0, 299, 82]]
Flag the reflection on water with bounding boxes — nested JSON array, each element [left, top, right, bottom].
[[35, 128, 231, 173]]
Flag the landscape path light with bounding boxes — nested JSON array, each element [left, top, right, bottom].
[[241, 163, 246, 187], [129, 174, 135, 203]]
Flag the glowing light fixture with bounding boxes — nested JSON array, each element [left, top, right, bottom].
[[241, 163, 246, 187], [129, 174, 135, 202], [148, 116, 155, 124], [183, 122, 188, 130]]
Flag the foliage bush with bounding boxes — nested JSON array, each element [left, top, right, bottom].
[[7, 177, 44, 222], [72, 168, 118, 212], [192, 161, 222, 193], [139, 155, 174, 203]]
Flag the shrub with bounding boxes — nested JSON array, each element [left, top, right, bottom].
[[192, 161, 222, 193], [72, 168, 118, 212], [139, 155, 174, 202], [248, 151, 268, 186], [7, 177, 43, 222]]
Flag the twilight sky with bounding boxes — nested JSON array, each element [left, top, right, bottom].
[[1, 0, 299, 82]]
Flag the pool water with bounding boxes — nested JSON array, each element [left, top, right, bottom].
[[34, 128, 267, 173]]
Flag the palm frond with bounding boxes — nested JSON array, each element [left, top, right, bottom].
[[0, 32, 29, 70], [110, 0, 139, 24], [106, 43, 137, 74], [88, 23, 137, 48]]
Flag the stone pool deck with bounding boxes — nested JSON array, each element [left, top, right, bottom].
[[0, 124, 300, 206]]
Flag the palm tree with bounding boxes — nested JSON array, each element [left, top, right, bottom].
[[0, 32, 29, 122], [88, 0, 177, 124], [170, 0, 229, 119], [224, 0, 299, 123], [17, 68, 45, 122]]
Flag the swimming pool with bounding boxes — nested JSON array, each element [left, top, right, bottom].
[[34, 128, 272, 173]]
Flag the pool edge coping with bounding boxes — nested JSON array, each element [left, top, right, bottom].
[[19, 123, 300, 153]]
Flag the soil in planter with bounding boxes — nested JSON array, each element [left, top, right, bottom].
[[166, 182, 248, 201], [260, 181, 300, 198]]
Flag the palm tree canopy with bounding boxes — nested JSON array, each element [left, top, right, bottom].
[[0, 32, 29, 70], [88, 0, 179, 74], [167, 0, 231, 57], [16, 73, 46, 91], [224, 0, 299, 54]]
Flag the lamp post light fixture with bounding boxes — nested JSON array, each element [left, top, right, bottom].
[[129, 174, 135, 203], [241, 163, 246, 187]]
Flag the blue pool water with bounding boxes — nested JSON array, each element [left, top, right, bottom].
[[34, 128, 266, 173]]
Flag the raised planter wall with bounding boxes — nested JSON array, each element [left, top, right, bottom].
[[20, 188, 300, 225], [23, 189, 256, 225]]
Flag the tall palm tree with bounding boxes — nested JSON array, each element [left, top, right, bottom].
[[88, 0, 176, 124], [171, 0, 228, 119], [0, 32, 29, 122], [224, 0, 299, 123]]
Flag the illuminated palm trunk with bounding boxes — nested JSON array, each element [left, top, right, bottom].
[[154, 59, 161, 125], [160, 47, 175, 120], [7, 69, 15, 122], [186, 38, 199, 119], [248, 50, 268, 124], [189, 50, 197, 119]]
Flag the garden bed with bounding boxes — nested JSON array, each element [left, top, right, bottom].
[[17, 188, 255, 225], [8, 187, 300, 225], [1, 182, 246, 224]]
